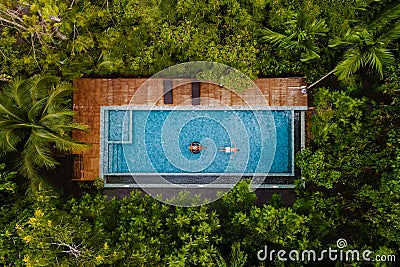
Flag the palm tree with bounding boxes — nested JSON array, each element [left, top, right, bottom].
[[308, 3, 400, 89], [329, 3, 400, 81], [0, 75, 89, 180], [259, 10, 328, 62]]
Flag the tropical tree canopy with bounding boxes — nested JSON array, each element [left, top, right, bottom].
[[330, 3, 400, 80], [259, 10, 328, 62], [0, 76, 89, 179]]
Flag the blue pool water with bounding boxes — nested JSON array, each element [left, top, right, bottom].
[[106, 109, 292, 174]]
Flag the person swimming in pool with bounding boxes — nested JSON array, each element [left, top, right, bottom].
[[218, 141, 240, 158], [189, 141, 205, 154]]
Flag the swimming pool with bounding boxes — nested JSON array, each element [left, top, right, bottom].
[[101, 106, 295, 181]]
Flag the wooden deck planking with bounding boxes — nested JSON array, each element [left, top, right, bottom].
[[231, 92, 246, 106], [173, 82, 192, 106], [220, 87, 231, 105], [200, 83, 209, 106]]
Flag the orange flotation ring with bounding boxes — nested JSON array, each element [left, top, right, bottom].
[[189, 141, 202, 154]]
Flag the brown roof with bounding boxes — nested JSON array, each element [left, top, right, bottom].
[[72, 78, 307, 181]]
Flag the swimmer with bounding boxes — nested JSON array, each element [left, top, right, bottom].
[[217, 141, 240, 158], [189, 141, 205, 154]]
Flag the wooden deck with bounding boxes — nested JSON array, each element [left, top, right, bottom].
[[72, 78, 307, 181]]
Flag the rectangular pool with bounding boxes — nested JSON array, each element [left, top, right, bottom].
[[100, 106, 295, 179]]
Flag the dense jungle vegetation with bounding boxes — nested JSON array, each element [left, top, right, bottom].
[[1, 0, 400, 266]]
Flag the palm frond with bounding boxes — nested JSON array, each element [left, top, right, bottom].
[[0, 120, 18, 128], [28, 75, 60, 103], [368, 3, 400, 33], [0, 123, 36, 154], [328, 36, 348, 48], [345, 30, 367, 44], [293, 10, 307, 29], [261, 11, 326, 62], [32, 129, 90, 153], [329, 28, 362, 48], [6, 77, 31, 109], [0, 103, 24, 122], [293, 10, 327, 39], [54, 123, 90, 132], [5, 128, 21, 151], [41, 81, 74, 116], [39, 109, 75, 124], [32, 144, 59, 168], [306, 18, 328, 36], [18, 150, 39, 179], [0, 75, 89, 180], [39, 108, 82, 134], [355, 0, 382, 11], [0, 128, 26, 153], [259, 28, 288, 46], [1, 76, 24, 99], [10, 123, 42, 129], [334, 49, 364, 80], [23, 135, 58, 169], [377, 22, 400, 44], [28, 97, 48, 122], [301, 49, 321, 62], [365, 47, 395, 77]]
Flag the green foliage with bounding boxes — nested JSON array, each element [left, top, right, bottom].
[[330, 3, 400, 80], [212, 181, 313, 266], [0, 163, 17, 201], [11, 189, 222, 266], [0, 75, 89, 180], [297, 88, 373, 187], [0, 0, 110, 79], [257, 0, 363, 80], [0, 0, 267, 79], [0, 179, 320, 267], [0, 0, 381, 81], [0, 201, 31, 266], [269, 193, 284, 208], [92, 177, 105, 189], [260, 10, 328, 62], [296, 82, 400, 260], [0, 166, 33, 265], [2, 171, 400, 266], [215, 242, 247, 267]]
